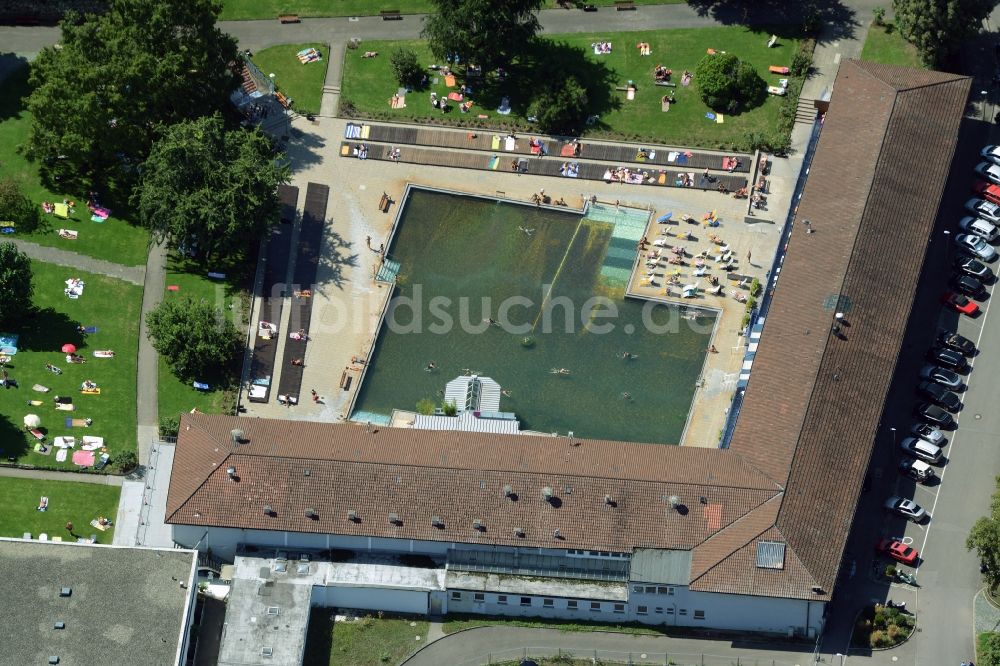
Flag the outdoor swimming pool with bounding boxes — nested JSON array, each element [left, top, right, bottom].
[[351, 188, 715, 444]]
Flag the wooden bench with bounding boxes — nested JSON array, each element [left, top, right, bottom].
[[614, 0, 636, 10], [380, 9, 402, 20], [278, 14, 300, 23]]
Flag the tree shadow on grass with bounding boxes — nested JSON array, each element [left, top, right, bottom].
[[0, 56, 30, 123], [474, 39, 622, 135], [686, 0, 859, 44], [17, 307, 86, 353]]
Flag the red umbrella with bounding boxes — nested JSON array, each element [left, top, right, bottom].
[[61, 343, 76, 353]]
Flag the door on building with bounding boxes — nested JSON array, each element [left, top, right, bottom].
[[429, 595, 443, 615]]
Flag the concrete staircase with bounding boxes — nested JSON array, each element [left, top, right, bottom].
[[795, 97, 818, 124]]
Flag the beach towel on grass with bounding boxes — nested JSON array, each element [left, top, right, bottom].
[[56, 449, 67, 462]]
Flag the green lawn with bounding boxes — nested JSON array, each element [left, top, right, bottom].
[[252, 43, 330, 116], [0, 260, 140, 468], [0, 66, 151, 266], [860, 22, 923, 69], [0, 476, 121, 543], [340, 27, 801, 149], [303, 611, 429, 666], [220, 0, 682, 20], [442, 614, 664, 636], [156, 254, 248, 429]]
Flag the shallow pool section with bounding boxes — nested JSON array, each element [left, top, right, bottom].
[[351, 189, 714, 444]]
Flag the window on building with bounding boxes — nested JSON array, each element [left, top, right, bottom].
[[644, 586, 656, 594], [590, 602, 601, 612], [543, 598, 554, 608], [694, 610, 705, 620], [633, 585, 644, 594], [451, 592, 462, 601], [637, 606, 648, 615], [662, 607, 671, 614], [520, 597, 531, 607], [567, 600, 578, 610], [678, 609, 688, 616], [474, 593, 485, 602], [657, 586, 673, 595], [668, 588, 675, 596], [497, 595, 507, 605], [613, 604, 625, 614]]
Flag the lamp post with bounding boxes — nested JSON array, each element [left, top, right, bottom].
[[890, 427, 897, 450], [943, 229, 952, 265], [983, 90, 990, 122], [835, 653, 846, 666]]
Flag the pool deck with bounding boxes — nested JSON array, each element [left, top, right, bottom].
[[242, 114, 795, 449]]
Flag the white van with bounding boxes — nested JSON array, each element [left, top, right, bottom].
[[959, 216, 999, 242]]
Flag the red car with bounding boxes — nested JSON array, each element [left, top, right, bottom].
[[943, 291, 980, 316], [876, 538, 919, 565], [973, 179, 1000, 205]]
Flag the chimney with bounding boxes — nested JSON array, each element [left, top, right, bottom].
[[389, 512, 401, 525], [431, 516, 444, 528], [542, 486, 553, 501], [305, 508, 317, 519], [226, 466, 237, 481], [513, 527, 525, 538], [552, 529, 561, 539], [604, 494, 614, 506], [347, 510, 359, 522], [503, 484, 514, 498], [263, 504, 273, 516], [230, 429, 245, 446], [668, 495, 680, 509], [473, 519, 484, 531]]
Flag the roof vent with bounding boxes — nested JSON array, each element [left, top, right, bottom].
[[226, 466, 237, 480], [542, 486, 553, 501], [303, 469, 311, 477], [604, 494, 616, 507], [389, 512, 402, 525], [473, 519, 484, 531], [347, 510, 359, 522], [513, 527, 525, 538], [553, 529, 561, 539], [811, 586, 825, 595], [699, 496, 708, 505], [266, 606, 279, 616], [53, 622, 65, 630], [261, 646, 273, 658], [230, 429, 245, 445], [48, 658, 59, 665], [305, 508, 317, 519], [668, 495, 680, 509], [263, 504, 274, 516], [431, 516, 444, 528], [59, 587, 72, 597], [503, 484, 513, 497]]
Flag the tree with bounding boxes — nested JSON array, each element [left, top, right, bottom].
[[527, 76, 589, 135], [695, 53, 767, 113], [134, 114, 289, 262], [967, 474, 1000, 591], [422, 0, 543, 72], [146, 298, 241, 381], [111, 450, 139, 474], [24, 0, 239, 191], [893, 0, 998, 68], [390, 48, 424, 88], [0, 179, 40, 232], [0, 242, 33, 326]]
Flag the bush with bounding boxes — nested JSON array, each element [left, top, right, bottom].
[[111, 450, 139, 474], [869, 629, 889, 648], [390, 47, 423, 88], [527, 76, 589, 135], [416, 398, 435, 415], [442, 400, 458, 416], [695, 53, 766, 113], [0, 178, 41, 232], [159, 415, 180, 438], [749, 278, 762, 297], [873, 6, 886, 26], [790, 38, 815, 77]]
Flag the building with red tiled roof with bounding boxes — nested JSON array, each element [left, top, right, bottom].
[[167, 61, 970, 636]]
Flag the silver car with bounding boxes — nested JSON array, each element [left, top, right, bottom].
[[965, 198, 1000, 224], [884, 496, 927, 522], [900, 436, 943, 463], [956, 233, 998, 262], [910, 422, 947, 447]]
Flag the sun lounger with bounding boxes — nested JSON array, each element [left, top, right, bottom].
[[29, 428, 44, 441], [32, 384, 50, 392], [80, 388, 101, 395], [193, 381, 210, 391], [37, 496, 48, 511], [767, 86, 786, 96], [55, 403, 75, 411], [28, 400, 43, 407], [626, 87, 636, 100], [769, 65, 790, 74]]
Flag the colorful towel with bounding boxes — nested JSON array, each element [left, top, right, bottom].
[[447, 92, 463, 101], [444, 74, 456, 87], [55, 403, 75, 412], [488, 156, 500, 170], [72, 450, 95, 467], [491, 135, 501, 150], [56, 448, 67, 462]]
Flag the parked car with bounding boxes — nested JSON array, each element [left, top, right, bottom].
[[975, 162, 1000, 185], [916, 381, 962, 411], [972, 180, 1000, 205], [942, 291, 980, 316], [959, 216, 999, 242], [956, 256, 994, 282], [884, 496, 928, 522], [876, 537, 919, 565], [956, 233, 998, 262], [965, 197, 1000, 224], [982, 144, 1000, 165], [899, 457, 937, 483], [900, 435, 944, 462], [928, 346, 967, 370], [938, 331, 976, 356], [919, 365, 963, 391], [915, 402, 954, 428], [911, 422, 947, 446], [950, 275, 986, 299]]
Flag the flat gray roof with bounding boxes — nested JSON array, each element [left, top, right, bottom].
[[0, 538, 197, 666], [630, 549, 692, 585]]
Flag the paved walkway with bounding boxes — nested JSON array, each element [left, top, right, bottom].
[[8, 237, 145, 285], [0, 465, 122, 486], [402, 626, 817, 666], [135, 241, 167, 465]]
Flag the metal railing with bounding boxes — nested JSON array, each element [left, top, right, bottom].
[[431, 646, 807, 666]]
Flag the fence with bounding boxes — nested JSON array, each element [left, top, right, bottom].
[[443, 646, 809, 666]]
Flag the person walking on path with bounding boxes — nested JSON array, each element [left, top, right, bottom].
[[366, 235, 372, 249]]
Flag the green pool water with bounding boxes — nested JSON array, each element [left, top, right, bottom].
[[351, 189, 715, 444]]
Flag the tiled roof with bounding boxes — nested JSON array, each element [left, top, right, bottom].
[[168, 413, 779, 552], [727, 60, 970, 595], [167, 61, 970, 602]]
